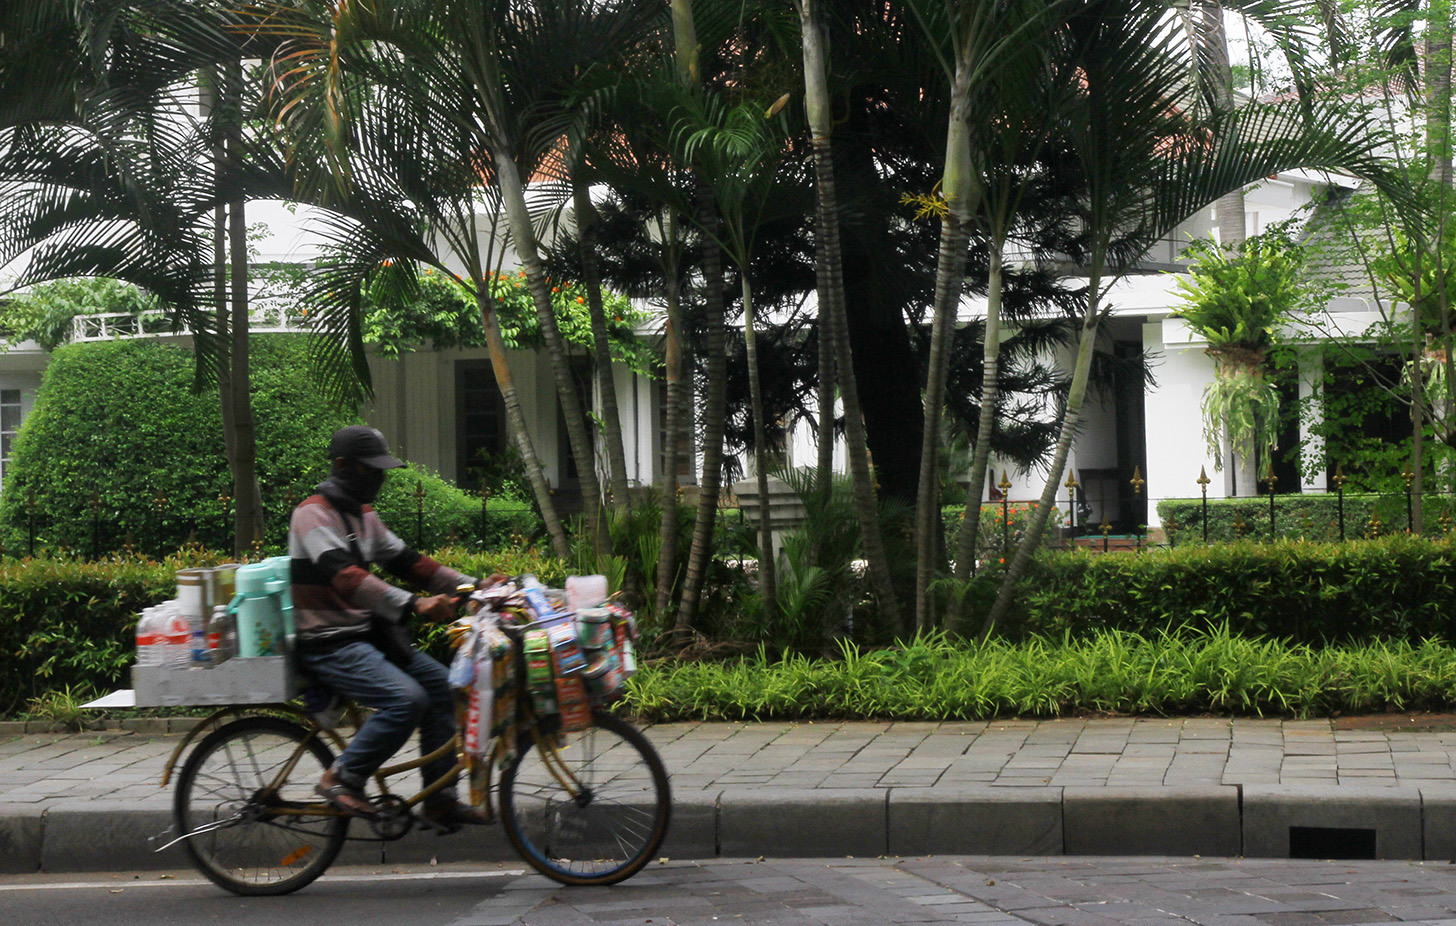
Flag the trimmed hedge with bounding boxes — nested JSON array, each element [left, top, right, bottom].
[[0, 555, 177, 714], [1011, 535, 1456, 642], [0, 546, 569, 715], [0, 337, 540, 553], [1157, 494, 1456, 544]]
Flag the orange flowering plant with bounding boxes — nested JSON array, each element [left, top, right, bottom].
[[360, 266, 655, 375]]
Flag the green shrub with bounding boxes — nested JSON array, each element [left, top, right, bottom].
[[15, 536, 1456, 716], [1009, 535, 1456, 642], [0, 554, 177, 714], [0, 337, 537, 553], [1156, 494, 1454, 544], [0, 546, 566, 715], [371, 473, 541, 552], [619, 627, 1456, 721]]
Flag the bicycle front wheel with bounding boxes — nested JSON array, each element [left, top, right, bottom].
[[174, 716, 347, 895], [500, 710, 670, 885]]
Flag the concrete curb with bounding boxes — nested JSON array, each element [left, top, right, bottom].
[[8, 785, 1456, 874]]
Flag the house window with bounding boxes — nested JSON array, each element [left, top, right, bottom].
[[454, 361, 505, 491], [0, 389, 20, 486], [555, 358, 593, 486]]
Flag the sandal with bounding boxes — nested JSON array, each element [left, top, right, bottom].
[[316, 770, 379, 818]]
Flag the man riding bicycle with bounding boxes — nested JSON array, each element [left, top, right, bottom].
[[289, 425, 499, 831]]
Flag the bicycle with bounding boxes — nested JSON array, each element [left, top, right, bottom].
[[158, 611, 670, 895]]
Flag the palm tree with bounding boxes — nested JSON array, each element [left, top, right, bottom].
[[672, 95, 795, 618], [1, 0, 279, 552], [794, 0, 903, 631], [245, 0, 659, 560], [979, 0, 1409, 637], [949, 25, 1069, 606], [570, 177, 632, 513], [567, 125, 694, 622], [902, 0, 1067, 629], [660, 1, 736, 638]]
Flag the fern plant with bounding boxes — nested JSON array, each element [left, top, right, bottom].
[[1171, 228, 1304, 470]]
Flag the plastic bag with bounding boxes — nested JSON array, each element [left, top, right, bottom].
[[448, 622, 478, 688]]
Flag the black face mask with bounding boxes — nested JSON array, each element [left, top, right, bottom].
[[337, 465, 387, 505]]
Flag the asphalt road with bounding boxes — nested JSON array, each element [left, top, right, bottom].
[[10, 856, 1456, 926]]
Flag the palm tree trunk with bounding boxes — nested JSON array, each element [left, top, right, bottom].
[[675, 192, 729, 636], [227, 196, 263, 552], [799, 0, 900, 632], [1199, 2, 1246, 251], [953, 241, 1005, 589], [670, 0, 727, 637], [1419, 7, 1454, 526], [982, 283, 1104, 639], [202, 66, 238, 554], [671, 0, 698, 85], [1426, 5, 1453, 188], [655, 211, 686, 622], [914, 87, 976, 631], [815, 240, 836, 488], [802, 0, 834, 542], [475, 288, 570, 559], [741, 274, 778, 617], [1232, 443, 1256, 498], [214, 201, 235, 550], [222, 58, 262, 553], [494, 148, 610, 559], [573, 179, 631, 512]]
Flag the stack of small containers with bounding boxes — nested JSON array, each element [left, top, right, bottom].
[[454, 574, 638, 748]]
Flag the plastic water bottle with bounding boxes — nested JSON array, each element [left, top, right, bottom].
[[207, 605, 235, 666], [135, 608, 165, 667], [189, 613, 210, 668], [162, 603, 193, 669]]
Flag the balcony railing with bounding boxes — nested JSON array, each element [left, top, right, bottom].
[[70, 302, 306, 342]]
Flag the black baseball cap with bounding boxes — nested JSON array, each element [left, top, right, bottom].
[[329, 426, 405, 469]]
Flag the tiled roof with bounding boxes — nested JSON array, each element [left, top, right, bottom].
[[1296, 185, 1397, 311]]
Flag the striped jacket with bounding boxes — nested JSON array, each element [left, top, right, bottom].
[[288, 492, 473, 645]]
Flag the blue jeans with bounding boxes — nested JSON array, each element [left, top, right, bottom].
[[298, 641, 457, 802]]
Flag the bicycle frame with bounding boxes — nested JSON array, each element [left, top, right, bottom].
[[170, 702, 587, 830]]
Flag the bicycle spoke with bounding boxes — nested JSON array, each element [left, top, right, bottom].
[[177, 718, 345, 896], [502, 711, 668, 885]]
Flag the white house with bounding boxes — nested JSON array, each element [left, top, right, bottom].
[[0, 173, 1402, 527], [974, 168, 1395, 531], [0, 197, 669, 506]]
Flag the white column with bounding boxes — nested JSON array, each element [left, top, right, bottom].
[[1143, 320, 1223, 526], [1297, 347, 1326, 492]]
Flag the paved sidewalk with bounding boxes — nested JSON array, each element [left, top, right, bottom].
[[8, 716, 1456, 873]]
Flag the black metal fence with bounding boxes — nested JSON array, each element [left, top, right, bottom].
[[1050, 465, 1456, 552]]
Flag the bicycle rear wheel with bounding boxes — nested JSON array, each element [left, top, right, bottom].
[[174, 716, 347, 895], [500, 710, 670, 886]]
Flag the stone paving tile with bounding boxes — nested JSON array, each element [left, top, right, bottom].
[[23, 717, 1456, 806]]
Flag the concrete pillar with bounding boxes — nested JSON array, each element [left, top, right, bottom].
[[1297, 347, 1326, 492], [732, 474, 807, 562]]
